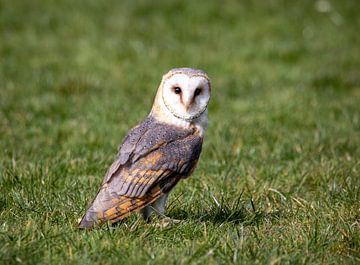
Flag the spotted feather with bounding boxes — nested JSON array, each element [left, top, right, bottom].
[[78, 118, 202, 228]]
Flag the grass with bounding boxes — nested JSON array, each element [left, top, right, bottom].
[[1, 0, 360, 264]]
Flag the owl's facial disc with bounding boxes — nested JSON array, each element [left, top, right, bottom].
[[162, 73, 211, 121]]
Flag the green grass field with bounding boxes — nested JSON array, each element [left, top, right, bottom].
[[1, 0, 359, 264]]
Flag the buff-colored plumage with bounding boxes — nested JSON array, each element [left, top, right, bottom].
[[79, 68, 211, 228]]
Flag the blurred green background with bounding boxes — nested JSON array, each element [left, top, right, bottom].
[[1, 0, 359, 264]]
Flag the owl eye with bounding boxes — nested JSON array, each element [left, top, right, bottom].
[[194, 88, 202, 96], [173, 87, 182, 94]]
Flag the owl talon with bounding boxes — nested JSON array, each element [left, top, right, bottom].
[[154, 217, 181, 228]]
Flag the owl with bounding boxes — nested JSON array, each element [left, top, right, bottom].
[[79, 68, 211, 228]]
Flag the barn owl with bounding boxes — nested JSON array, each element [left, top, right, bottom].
[[79, 68, 211, 228]]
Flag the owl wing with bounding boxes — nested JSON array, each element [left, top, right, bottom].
[[101, 116, 192, 184], [79, 118, 202, 228]]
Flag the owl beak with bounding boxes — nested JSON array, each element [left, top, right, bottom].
[[182, 94, 194, 112], [183, 99, 193, 111]]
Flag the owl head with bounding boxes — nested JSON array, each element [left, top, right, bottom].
[[152, 68, 211, 123]]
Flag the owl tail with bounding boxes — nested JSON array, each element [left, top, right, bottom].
[[78, 184, 162, 229]]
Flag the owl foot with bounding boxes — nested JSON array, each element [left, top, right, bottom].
[[154, 217, 181, 228]]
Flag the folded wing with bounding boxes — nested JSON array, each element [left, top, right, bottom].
[[79, 117, 202, 228]]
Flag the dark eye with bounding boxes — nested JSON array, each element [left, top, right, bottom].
[[174, 87, 182, 94], [194, 88, 202, 96]]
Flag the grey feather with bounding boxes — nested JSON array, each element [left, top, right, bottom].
[[100, 115, 202, 198]]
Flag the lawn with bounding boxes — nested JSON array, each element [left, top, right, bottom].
[[1, 0, 359, 264]]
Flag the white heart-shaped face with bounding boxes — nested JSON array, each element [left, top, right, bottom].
[[162, 73, 211, 121]]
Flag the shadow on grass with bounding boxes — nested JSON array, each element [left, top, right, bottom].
[[168, 196, 284, 226]]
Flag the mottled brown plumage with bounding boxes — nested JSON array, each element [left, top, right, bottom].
[[79, 68, 210, 228]]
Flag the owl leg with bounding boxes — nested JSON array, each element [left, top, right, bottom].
[[153, 193, 180, 227], [140, 193, 169, 221], [152, 193, 169, 216], [140, 205, 153, 222]]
